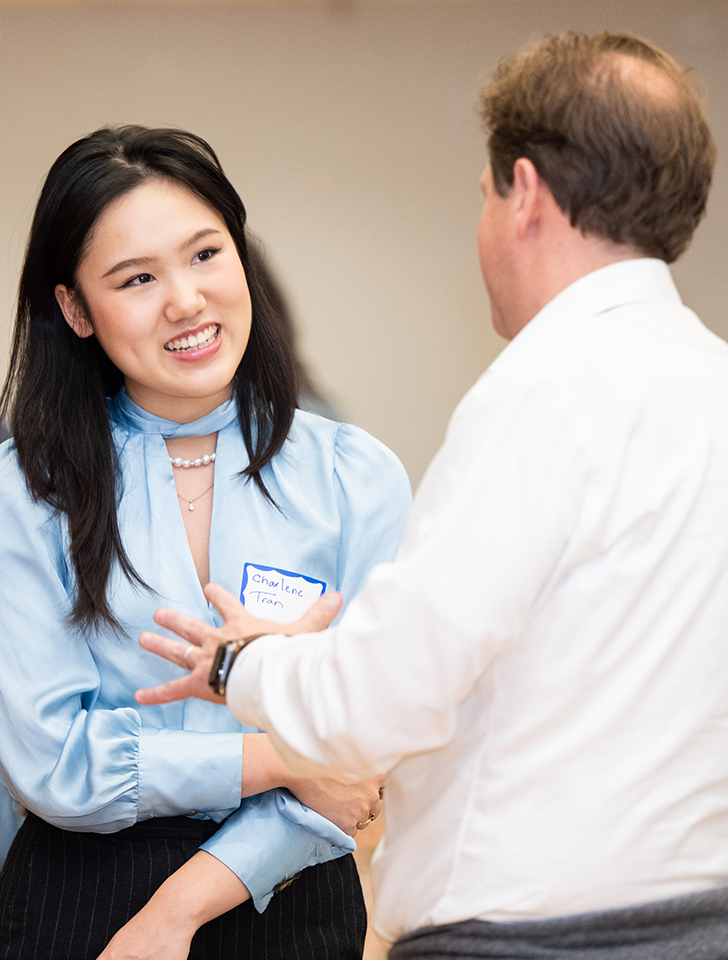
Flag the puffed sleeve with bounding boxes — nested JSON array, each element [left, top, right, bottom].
[[0, 451, 242, 833], [332, 423, 412, 603]]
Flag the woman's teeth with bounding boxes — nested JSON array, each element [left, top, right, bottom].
[[165, 324, 219, 353]]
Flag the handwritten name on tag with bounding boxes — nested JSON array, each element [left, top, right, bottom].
[[240, 563, 327, 623]]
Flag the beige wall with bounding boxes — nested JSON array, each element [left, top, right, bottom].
[[0, 1, 724, 485]]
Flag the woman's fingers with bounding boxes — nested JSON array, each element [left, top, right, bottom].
[[358, 777, 384, 830], [355, 795, 384, 832]]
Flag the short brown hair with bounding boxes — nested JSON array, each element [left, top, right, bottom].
[[479, 32, 716, 263]]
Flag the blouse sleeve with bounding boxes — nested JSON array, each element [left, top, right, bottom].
[[332, 423, 412, 604], [0, 452, 243, 833], [200, 790, 355, 912], [0, 780, 23, 867]]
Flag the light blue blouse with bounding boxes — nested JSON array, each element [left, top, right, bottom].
[[0, 391, 411, 909]]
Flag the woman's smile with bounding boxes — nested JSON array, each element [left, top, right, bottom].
[[164, 322, 221, 356]]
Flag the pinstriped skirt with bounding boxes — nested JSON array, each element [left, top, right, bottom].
[[0, 813, 366, 960]]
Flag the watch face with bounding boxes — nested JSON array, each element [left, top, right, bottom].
[[209, 643, 237, 695], [209, 635, 268, 696]]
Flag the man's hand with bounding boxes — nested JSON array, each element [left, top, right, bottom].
[[135, 582, 343, 706]]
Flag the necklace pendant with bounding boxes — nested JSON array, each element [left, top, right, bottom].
[[188, 503, 195, 511]]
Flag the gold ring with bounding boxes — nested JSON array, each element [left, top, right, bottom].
[[356, 813, 376, 830]]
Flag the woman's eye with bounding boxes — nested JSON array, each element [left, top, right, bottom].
[[121, 273, 154, 289], [194, 247, 219, 265]]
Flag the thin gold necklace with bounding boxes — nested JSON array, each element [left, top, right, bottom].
[[176, 481, 214, 512]]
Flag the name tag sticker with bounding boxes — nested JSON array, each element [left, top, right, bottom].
[[240, 563, 327, 623]]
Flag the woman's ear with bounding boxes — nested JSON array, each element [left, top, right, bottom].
[[55, 284, 93, 338]]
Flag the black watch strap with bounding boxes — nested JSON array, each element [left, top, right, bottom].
[[208, 634, 267, 697]]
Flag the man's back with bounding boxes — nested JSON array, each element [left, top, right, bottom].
[[371, 258, 728, 934]]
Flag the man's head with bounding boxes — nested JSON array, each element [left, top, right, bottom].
[[479, 32, 716, 265]]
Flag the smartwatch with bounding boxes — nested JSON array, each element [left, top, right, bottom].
[[208, 634, 267, 697]]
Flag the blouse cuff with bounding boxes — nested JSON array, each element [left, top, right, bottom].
[[201, 789, 355, 912], [138, 728, 243, 819]]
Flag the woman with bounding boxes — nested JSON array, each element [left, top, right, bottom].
[[0, 126, 411, 959]]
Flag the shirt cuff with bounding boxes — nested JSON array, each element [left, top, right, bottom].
[[138, 728, 243, 820], [201, 789, 355, 912], [225, 634, 289, 731]]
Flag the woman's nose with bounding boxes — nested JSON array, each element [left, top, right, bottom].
[[164, 276, 205, 323]]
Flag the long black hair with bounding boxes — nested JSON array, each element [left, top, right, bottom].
[[0, 126, 297, 633]]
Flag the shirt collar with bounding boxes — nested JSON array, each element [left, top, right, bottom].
[[109, 388, 239, 438], [505, 258, 682, 355]]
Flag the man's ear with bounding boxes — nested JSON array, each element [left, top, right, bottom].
[[512, 157, 544, 240], [55, 284, 93, 338]]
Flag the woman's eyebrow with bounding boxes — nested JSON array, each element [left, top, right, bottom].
[[101, 229, 223, 279], [178, 228, 223, 252], [102, 255, 155, 279]]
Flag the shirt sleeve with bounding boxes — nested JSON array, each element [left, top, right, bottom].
[[200, 790, 355, 912], [0, 453, 243, 832], [225, 364, 596, 777]]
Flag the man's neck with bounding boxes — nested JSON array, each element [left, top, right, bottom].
[[506, 231, 647, 341]]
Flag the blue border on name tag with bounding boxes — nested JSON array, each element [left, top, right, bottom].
[[240, 563, 327, 603]]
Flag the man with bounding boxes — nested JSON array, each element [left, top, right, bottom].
[[138, 32, 728, 957]]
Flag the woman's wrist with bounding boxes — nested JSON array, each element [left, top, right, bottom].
[[241, 733, 292, 797], [147, 851, 251, 932]]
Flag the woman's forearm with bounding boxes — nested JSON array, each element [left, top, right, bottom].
[[96, 852, 250, 960], [149, 850, 251, 927], [241, 733, 290, 797], [242, 733, 384, 837]]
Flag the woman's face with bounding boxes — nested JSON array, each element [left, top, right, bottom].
[[55, 178, 252, 423]]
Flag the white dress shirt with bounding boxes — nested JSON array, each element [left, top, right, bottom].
[[228, 259, 728, 942]]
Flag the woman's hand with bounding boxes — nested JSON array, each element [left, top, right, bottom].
[[241, 734, 384, 836], [95, 908, 195, 960], [136, 582, 343, 706], [95, 852, 250, 960], [287, 771, 385, 838]]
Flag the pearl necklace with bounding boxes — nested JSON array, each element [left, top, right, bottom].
[[170, 452, 216, 469]]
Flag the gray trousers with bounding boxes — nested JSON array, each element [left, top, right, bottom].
[[388, 885, 728, 959]]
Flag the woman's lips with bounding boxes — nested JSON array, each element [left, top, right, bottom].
[[164, 323, 220, 353]]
